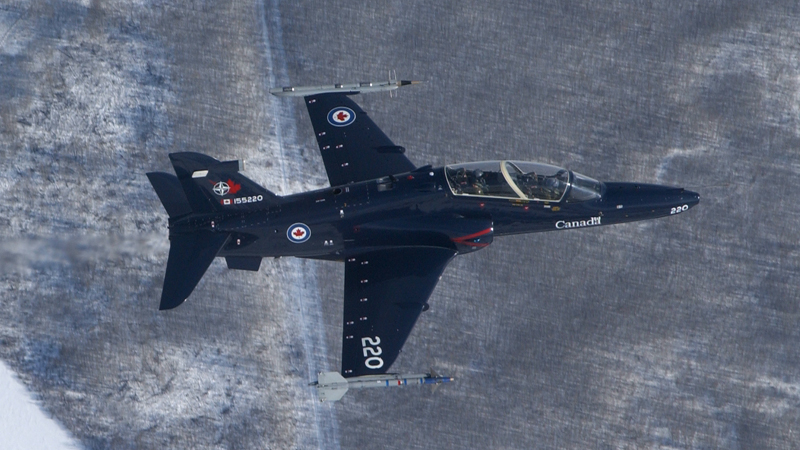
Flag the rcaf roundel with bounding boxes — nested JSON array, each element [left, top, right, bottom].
[[327, 107, 356, 127], [287, 223, 311, 243]]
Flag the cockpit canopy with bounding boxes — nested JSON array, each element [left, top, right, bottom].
[[445, 161, 602, 203]]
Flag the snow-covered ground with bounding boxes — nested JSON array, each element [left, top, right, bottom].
[[0, 361, 80, 450]]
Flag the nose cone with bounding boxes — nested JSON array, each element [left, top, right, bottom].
[[685, 190, 700, 208], [603, 182, 699, 220], [605, 183, 699, 205], [663, 187, 700, 211]]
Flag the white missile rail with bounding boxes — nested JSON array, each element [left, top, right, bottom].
[[311, 370, 455, 402], [269, 78, 422, 97]]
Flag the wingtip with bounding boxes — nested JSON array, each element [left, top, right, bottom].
[[159, 295, 187, 311]]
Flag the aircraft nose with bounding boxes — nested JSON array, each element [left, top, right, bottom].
[[668, 188, 699, 210], [662, 187, 700, 210], [685, 190, 700, 207], [603, 183, 700, 215]]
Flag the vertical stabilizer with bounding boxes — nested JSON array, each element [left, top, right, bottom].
[[168, 152, 281, 213]]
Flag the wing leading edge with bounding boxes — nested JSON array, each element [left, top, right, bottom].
[[304, 93, 416, 187], [341, 247, 457, 378]]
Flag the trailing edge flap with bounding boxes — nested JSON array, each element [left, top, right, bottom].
[[304, 93, 416, 186], [341, 246, 456, 378], [146, 172, 192, 218], [168, 152, 281, 213], [160, 231, 229, 310]]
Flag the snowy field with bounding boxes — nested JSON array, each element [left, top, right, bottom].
[[0, 361, 79, 450], [2, 0, 800, 449]]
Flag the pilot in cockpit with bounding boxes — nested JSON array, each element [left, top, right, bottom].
[[518, 171, 541, 197], [518, 169, 567, 200], [452, 167, 470, 194], [452, 167, 487, 195], [471, 169, 487, 195]]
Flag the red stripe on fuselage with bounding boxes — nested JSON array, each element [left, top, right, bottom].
[[451, 227, 493, 243]]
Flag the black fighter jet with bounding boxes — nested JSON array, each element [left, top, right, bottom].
[[147, 80, 699, 381]]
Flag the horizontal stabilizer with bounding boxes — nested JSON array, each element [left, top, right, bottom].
[[146, 172, 192, 218], [160, 231, 229, 310]]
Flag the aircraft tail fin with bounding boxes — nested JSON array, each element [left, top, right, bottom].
[[148, 152, 279, 309], [159, 231, 230, 310], [167, 152, 281, 214]]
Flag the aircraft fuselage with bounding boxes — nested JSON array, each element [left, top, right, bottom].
[[167, 166, 699, 262]]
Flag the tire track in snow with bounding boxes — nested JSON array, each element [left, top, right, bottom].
[[259, 1, 341, 448]]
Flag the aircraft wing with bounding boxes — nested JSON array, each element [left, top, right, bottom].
[[341, 247, 456, 378], [304, 93, 416, 186]]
